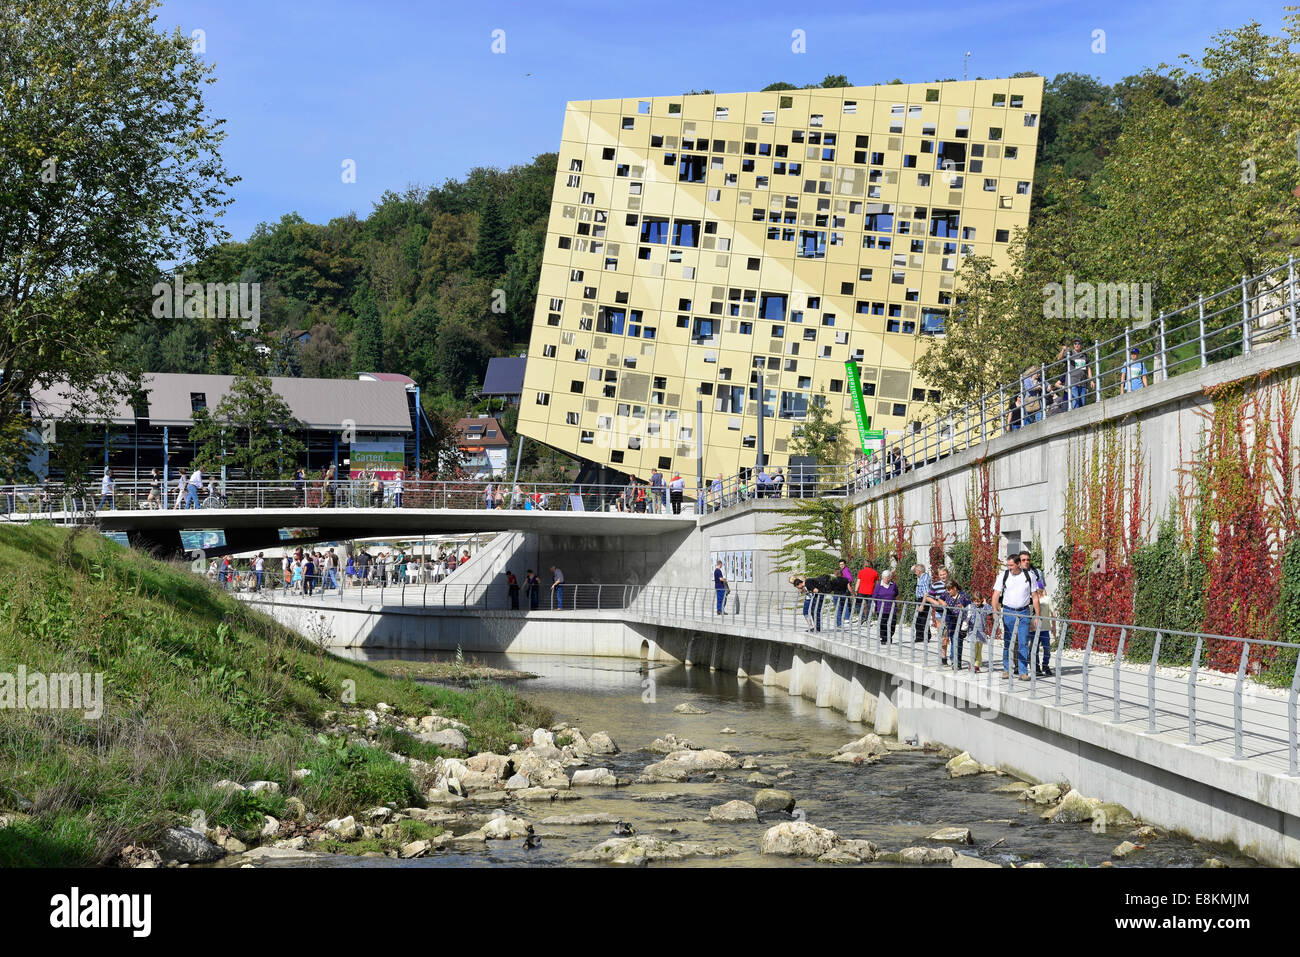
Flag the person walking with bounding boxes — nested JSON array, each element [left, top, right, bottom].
[[98, 469, 115, 511], [855, 561, 880, 622], [669, 472, 685, 514], [873, 569, 899, 644], [253, 552, 265, 591], [145, 468, 161, 510], [392, 471, 403, 508], [506, 570, 520, 610], [1032, 586, 1056, 677], [1122, 348, 1149, 393], [835, 559, 855, 628], [993, 552, 1040, 680], [911, 563, 931, 642], [294, 468, 306, 507], [965, 587, 994, 673], [1063, 338, 1094, 409], [649, 467, 665, 514], [185, 466, 202, 510], [525, 569, 541, 609], [714, 560, 729, 615], [550, 565, 565, 609]]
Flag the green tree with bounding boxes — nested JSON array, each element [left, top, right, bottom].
[[767, 498, 852, 576], [0, 0, 236, 475], [788, 395, 847, 464], [473, 194, 510, 281], [352, 287, 384, 372], [160, 324, 207, 374], [189, 373, 306, 478]]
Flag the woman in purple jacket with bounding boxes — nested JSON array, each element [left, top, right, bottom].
[[873, 569, 899, 644]]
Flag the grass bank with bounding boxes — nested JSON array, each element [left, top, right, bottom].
[[0, 524, 551, 866]]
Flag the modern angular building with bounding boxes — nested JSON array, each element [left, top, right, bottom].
[[518, 78, 1043, 488]]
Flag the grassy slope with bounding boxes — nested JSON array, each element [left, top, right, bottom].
[[0, 525, 549, 866]]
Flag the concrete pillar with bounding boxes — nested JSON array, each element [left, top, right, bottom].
[[789, 653, 804, 697], [736, 639, 752, 679], [873, 671, 899, 736], [762, 643, 776, 687], [815, 658, 833, 708], [684, 635, 695, 669], [709, 636, 721, 673], [846, 668, 866, 723]]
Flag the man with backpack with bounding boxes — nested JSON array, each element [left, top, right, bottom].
[[992, 551, 1042, 680]]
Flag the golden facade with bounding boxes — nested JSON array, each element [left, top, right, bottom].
[[519, 78, 1043, 485]]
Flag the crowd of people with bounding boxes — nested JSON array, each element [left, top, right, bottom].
[[783, 549, 1057, 678], [206, 543, 477, 593]]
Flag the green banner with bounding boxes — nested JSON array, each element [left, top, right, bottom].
[[844, 361, 873, 455]]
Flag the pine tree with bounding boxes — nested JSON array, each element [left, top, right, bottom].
[[352, 287, 384, 372], [473, 194, 510, 281]]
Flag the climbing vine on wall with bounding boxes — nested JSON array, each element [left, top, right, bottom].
[[1062, 423, 1148, 653], [965, 459, 1002, 600]]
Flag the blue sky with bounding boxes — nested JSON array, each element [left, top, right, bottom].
[[155, 0, 1290, 242]]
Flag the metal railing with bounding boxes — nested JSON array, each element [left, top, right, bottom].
[[0, 480, 694, 517], [240, 579, 1300, 773], [703, 255, 1300, 510]]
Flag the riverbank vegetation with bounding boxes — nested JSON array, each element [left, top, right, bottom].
[[0, 524, 550, 866]]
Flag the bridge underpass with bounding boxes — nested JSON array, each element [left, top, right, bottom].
[[81, 507, 696, 557]]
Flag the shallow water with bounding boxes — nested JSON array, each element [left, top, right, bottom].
[[277, 649, 1259, 868]]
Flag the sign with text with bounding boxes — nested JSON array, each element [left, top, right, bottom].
[[349, 438, 405, 479], [844, 361, 874, 455]]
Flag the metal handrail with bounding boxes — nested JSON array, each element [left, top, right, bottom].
[[234, 578, 1300, 771]]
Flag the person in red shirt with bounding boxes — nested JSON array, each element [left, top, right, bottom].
[[855, 563, 879, 622]]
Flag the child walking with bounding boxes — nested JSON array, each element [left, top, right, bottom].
[[942, 581, 971, 668], [963, 588, 994, 673]]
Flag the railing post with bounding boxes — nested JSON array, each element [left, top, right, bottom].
[[1289, 647, 1300, 776], [1158, 312, 1168, 382], [1233, 641, 1250, 760], [597, 583, 603, 610], [1289, 255, 1299, 341], [1187, 636, 1203, 745], [1111, 627, 1126, 723], [1054, 621, 1066, 706], [998, 385, 1005, 435], [1198, 294, 1207, 368], [1241, 274, 1251, 355], [1092, 340, 1101, 402], [1145, 631, 1162, 733], [1081, 624, 1096, 714]]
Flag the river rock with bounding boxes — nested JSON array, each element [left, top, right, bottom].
[[1132, 825, 1159, 841], [571, 836, 738, 865], [719, 727, 737, 734], [837, 733, 889, 757], [480, 816, 532, 839], [324, 815, 357, 839], [273, 836, 309, 851], [649, 733, 698, 753], [1018, 862, 1047, 868], [944, 752, 984, 777], [993, 781, 1031, 794], [513, 751, 569, 788], [513, 787, 561, 802], [1112, 841, 1140, 858], [560, 729, 590, 754], [221, 836, 247, 854], [1204, 857, 1228, 868], [420, 714, 470, 734], [419, 729, 468, 751], [364, 806, 392, 821], [532, 728, 555, 748], [895, 846, 956, 864], [708, 800, 758, 822], [753, 789, 796, 814], [1046, 790, 1100, 823], [673, 703, 709, 714], [504, 773, 532, 791], [212, 780, 245, 794], [570, 768, 617, 787], [1021, 783, 1062, 805], [538, 813, 622, 826], [466, 753, 514, 779], [400, 840, 432, 858], [761, 821, 838, 857], [927, 827, 972, 843], [242, 845, 319, 861], [158, 827, 225, 864], [746, 772, 775, 787], [284, 797, 306, 822], [639, 749, 739, 783], [776, 770, 796, 780], [830, 752, 879, 765], [1093, 802, 1137, 827], [424, 789, 465, 807], [952, 853, 1001, 868], [292, 768, 312, 781], [587, 732, 619, 754], [245, 780, 280, 795], [260, 816, 281, 839]]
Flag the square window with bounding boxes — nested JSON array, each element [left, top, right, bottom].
[[622, 117, 634, 129]]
